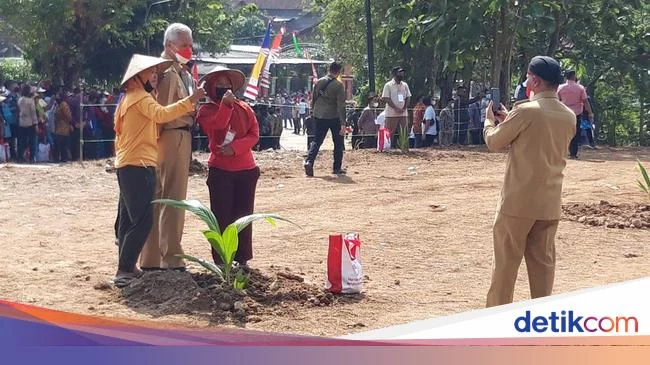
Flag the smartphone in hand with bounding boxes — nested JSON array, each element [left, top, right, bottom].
[[490, 88, 500, 113]]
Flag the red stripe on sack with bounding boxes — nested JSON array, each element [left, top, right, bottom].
[[327, 234, 343, 293]]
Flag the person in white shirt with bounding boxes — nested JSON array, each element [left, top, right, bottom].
[[381, 66, 411, 146], [375, 110, 386, 128], [422, 96, 438, 147], [297, 98, 308, 134]]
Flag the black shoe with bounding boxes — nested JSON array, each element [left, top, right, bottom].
[[333, 168, 347, 175], [304, 162, 314, 177]]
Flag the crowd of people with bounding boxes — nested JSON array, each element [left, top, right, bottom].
[[1, 18, 598, 306], [0, 81, 121, 163]]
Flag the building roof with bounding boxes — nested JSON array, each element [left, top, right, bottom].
[[195, 44, 328, 69], [231, 0, 309, 10]]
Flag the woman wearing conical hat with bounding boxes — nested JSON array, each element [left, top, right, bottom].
[[196, 65, 259, 268], [113, 54, 205, 287]]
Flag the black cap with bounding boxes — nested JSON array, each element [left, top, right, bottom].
[[528, 56, 563, 85], [392, 66, 405, 74]]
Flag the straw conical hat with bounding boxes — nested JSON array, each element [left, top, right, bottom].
[[120, 54, 173, 88], [199, 65, 246, 93]]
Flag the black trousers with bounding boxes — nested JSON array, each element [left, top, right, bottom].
[[70, 127, 80, 161], [305, 118, 344, 171], [54, 134, 71, 162], [17, 126, 35, 162], [470, 129, 484, 145], [207, 166, 260, 265], [454, 123, 469, 145], [116, 166, 156, 272], [569, 115, 582, 157]]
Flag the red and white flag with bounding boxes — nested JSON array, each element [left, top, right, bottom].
[[243, 22, 272, 101], [260, 26, 285, 90]]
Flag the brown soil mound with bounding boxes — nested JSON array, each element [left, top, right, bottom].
[[116, 267, 343, 324], [189, 158, 208, 175], [562, 200, 650, 229]]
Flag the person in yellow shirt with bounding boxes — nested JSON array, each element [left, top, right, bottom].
[[483, 56, 576, 307], [113, 54, 205, 287]]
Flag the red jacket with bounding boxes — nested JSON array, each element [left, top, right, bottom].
[[196, 99, 259, 171]]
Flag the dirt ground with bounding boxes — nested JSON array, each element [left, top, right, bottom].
[[1, 145, 649, 337]]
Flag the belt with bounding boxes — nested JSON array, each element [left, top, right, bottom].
[[167, 125, 192, 131]]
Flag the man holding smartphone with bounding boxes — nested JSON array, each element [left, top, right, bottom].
[[483, 56, 576, 307]]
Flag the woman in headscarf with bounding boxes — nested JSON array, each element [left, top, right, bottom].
[[196, 66, 260, 268], [113, 54, 205, 287]]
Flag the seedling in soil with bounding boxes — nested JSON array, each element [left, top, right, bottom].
[[636, 160, 650, 201], [154, 199, 298, 289]]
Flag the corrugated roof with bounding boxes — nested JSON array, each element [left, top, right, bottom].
[[231, 0, 309, 10]]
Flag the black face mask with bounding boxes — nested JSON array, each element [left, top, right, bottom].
[[214, 87, 230, 99], [138, 76, 154, 93], [143, 81, 154, 93]]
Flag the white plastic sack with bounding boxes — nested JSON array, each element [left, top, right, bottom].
[[326, 233, 363, 294], [35, 143, 51, 162]]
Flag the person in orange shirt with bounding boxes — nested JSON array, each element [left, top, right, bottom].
[[196, 66, 260, 268], [113, 54, 205, 287]]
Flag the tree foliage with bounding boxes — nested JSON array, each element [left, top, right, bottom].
[[317, 0, 649, 145], [0, 0, 264, 87]]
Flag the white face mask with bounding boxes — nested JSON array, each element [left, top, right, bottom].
[[372, 102, 379, 108]]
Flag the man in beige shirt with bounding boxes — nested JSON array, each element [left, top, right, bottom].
[[140, 23, 197, 271], [381, 66, 411, 146], [483, 56, 576, 307]]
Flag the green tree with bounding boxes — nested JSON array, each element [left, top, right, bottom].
[[0, 0, 263, 86]]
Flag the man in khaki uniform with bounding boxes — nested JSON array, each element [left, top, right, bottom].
[[483, 56, 576, 307], [140, 23, 197, 270]]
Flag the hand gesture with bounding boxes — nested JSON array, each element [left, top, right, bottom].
[[222, 90, 236, 106], [189, 81, 207, 103], [487, 101, 508, 124], [221, 145, 235, 156]]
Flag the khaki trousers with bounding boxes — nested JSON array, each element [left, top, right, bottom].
[[486, 212, 559, 307], [384, 116, 408, 134], [139, 129, 192, 268]]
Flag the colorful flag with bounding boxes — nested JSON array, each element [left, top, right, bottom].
[[293, 33, 318, 86], [260, 25, 286, 91], [303, 49, 319, 86], [244, 22, 272, 101], [292, 32, 303, 57]]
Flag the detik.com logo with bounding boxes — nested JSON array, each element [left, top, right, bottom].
[[514, 310, 639, 333]]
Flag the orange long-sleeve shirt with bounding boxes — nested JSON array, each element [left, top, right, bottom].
[[114, 88, 194, 168]]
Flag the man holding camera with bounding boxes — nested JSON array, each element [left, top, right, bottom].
[[483, 56, 576, 307]]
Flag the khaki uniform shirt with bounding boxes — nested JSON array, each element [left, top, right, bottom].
[[157, 55, 197, 131], [483, 91, 576, 220]]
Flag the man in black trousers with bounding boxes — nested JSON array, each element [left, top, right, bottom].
[[304, 61, 347, 176]]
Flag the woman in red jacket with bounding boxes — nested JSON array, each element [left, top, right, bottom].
[[196, 66, 260, 268]]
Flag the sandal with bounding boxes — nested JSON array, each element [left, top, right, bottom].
[[113, 270, 142, 288]]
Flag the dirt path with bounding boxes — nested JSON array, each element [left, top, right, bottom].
[[1, 146, 648, 337]]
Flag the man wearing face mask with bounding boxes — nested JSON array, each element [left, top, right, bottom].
[[381, 66, 411, 148], [483, 56, 576, 307], [139, 23, 198, 272]]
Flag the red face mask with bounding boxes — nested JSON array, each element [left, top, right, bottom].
[[175, 47, 192, 64]]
